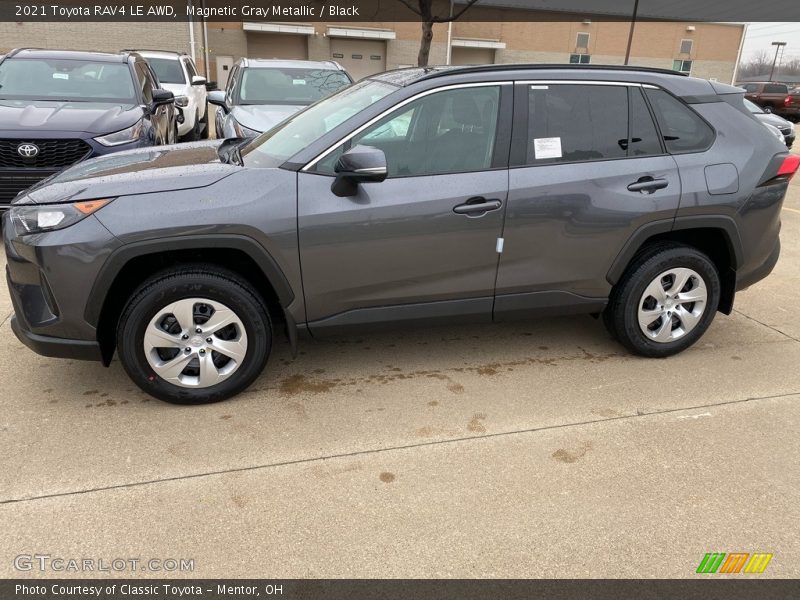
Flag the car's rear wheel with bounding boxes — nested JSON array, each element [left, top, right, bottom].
[[117, 268, 271, 404], [603, 243, 720, 358]]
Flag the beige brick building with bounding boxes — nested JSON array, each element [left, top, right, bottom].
[[0, 7, 745, 87]]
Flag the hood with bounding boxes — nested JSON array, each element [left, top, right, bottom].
[[0, 100, 142, 135], [231, 104, 305, 133], [18, 141, 240, 204], [755, 111, 792, 130]]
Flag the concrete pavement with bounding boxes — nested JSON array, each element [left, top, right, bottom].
[[1, 172, 799, 578]]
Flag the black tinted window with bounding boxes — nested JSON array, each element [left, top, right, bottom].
[[628, 87, 662, 156], [147, 57, 185, 84], [527, 84, 628, 164], [764, 84, 788, 94], [645, 88, 714, 153]]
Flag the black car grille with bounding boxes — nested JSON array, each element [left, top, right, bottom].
[[0, 175, 48, 205], [0, 138, 91, 168]]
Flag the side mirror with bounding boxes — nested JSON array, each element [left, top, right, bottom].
[[191, 75, 207, 86], [331, 145, 388, 197], [152, 89, 174, 106], [207, 90, 228, 113]]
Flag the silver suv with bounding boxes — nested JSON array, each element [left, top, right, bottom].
[[5, 64, 797, 404]]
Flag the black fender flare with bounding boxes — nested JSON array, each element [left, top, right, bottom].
[[606, 215, 743, 285], [84, 233, 295, 327]]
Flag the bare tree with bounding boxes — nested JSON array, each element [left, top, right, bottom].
[[396, 0, 481, 66], [737, 50, 779, 80]]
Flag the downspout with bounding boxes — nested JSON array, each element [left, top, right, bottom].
[[202, 0, 210, 77], [731, 23, 747, 84], [446, 0, 454, 65], [187, 0, 197, 63]]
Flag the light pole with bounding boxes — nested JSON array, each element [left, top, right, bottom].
[[769, 41, 786, 81]]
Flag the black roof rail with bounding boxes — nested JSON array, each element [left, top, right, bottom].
[[6, 48, 45, 58], [418, 63, 689, 81]]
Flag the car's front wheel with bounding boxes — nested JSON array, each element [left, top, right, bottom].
[[603, 243, 721, 357], [117, 268, 271, 404]]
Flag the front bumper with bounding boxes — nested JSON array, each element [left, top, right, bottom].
[[10, 315, 102, 361]]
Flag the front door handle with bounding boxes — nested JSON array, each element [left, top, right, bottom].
[[627, 177, 669, 194], [453, 197, 502, 215]]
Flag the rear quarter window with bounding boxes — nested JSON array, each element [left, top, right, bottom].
[[644, 88, 715, 154], [764, 84, 788, 94]]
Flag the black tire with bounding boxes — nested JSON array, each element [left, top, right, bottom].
[[181, 111, 201, 142], [117, 267, 271, 404], [603, 243, 721, 358], [199, 104, 209, 140]]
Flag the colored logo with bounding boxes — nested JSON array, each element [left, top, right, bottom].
[[696, 552, 773, 574]]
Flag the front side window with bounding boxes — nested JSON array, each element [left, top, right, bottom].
[[237, 67, 351, 106], [644, 88, 714, 153], [146, 57, 186, 84], [313, 85, 501, 178], [241, 79, 396, 169], [0, 58, 136, 103], [134, 63, 154, 103]]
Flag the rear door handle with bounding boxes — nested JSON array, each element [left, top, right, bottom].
[[627, 177, 669, 194], [453, 197, 502, 215]]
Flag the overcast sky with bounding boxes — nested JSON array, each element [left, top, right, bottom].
[[742, 22, 800, 63]]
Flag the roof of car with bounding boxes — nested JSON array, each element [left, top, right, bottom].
[[238, 58, 345, 71], [5, 48, 132, 62], [368, 63, 733, 100]]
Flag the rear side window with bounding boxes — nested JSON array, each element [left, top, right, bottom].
[[525, 84, 662, 165], [644, 88, 714, 154], [764, 84, 788, 94]]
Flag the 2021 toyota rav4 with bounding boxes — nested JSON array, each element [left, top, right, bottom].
[[5, 64, 798, 404]]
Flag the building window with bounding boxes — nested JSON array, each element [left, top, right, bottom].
[[679, 39, 693, 54], [570, 54, 591, 64], [576, 32, 590, 49], [672, 59, 692, 74]]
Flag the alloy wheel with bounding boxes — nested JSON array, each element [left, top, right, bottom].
[[637, 267, 708, 343]]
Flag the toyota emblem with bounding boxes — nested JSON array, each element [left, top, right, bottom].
[[17, 143, 40, 158]]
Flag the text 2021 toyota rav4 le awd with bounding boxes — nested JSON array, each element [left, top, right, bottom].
[[4, 65, 798, 404]]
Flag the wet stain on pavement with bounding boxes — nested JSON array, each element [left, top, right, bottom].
[[379, 472, 395, 483], [467, 413, 487, 433], [552, 441, 593, 463]]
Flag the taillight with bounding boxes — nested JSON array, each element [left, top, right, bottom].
[[784, 95, 792, 106], [777, 154, 800, 180]]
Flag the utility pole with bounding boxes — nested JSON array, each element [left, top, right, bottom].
[[769, 41, 786, 81], [624, 0, 640, 65]]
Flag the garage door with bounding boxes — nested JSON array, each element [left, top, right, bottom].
[[246, 32, 308, 60], [451, 47, 495, 66], [330, 38, 386, 81]]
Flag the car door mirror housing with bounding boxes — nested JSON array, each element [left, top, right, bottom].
[[207, 90, 228, 112], [191, 75, 207, 86], [331, 145, 388, 197], [151, 89, 174, 106]]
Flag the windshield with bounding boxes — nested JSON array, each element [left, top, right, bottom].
[[0, 58, 135, 102], [744, 98, 764, 114], [238, 67, 351, 105], [146, 57, 186, 84], [241, 79, 397, 169]]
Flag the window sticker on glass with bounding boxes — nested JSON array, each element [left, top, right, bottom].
[[533, 137, 562, 159], [530, 85, 549, 90], [292, 79, 307, 85], [53, 73, 69, 80]]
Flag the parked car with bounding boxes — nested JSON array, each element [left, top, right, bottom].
[[208, 59, 351, 138], [787, 88, 800, 121], [744, 98, 795, 147], [5, 64, 797, 404], [126, 49, 208, 141], [740, 81, 799, 119], [0, 49, 178, 207]]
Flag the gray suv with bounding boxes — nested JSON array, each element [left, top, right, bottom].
[[4, 65, 797, 404]]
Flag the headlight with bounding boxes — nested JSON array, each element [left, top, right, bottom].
[[174, 95, 189, 108], [10, 199, 113, 235], [232, 119, 260, 138], [94, 121, 142, 146]]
